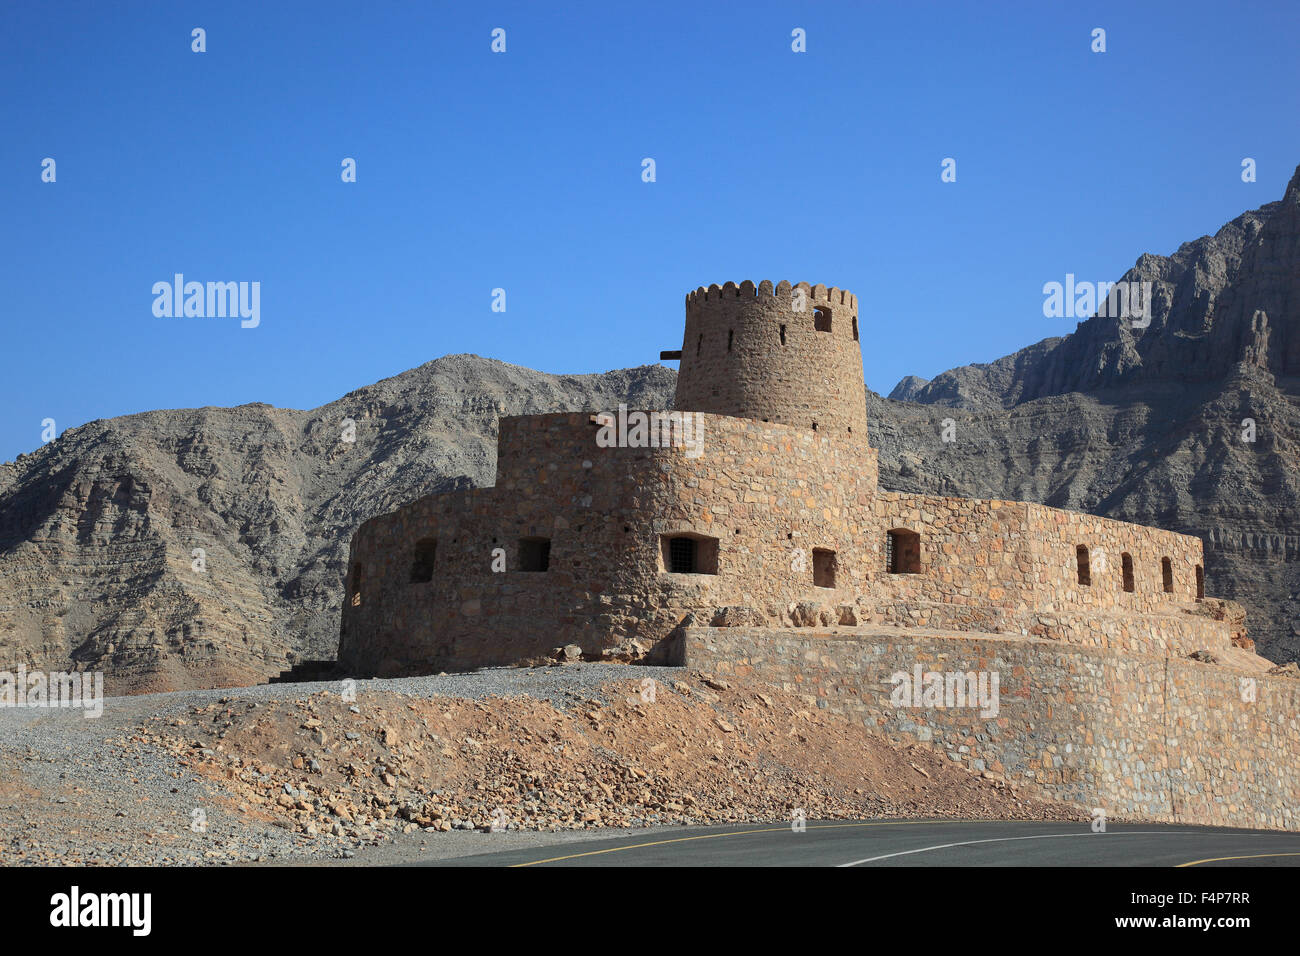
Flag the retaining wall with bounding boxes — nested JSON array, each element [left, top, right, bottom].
[[684, 626, 1300, 830]]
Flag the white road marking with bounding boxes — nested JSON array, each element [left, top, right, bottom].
[[838, 831, 1176, 866]]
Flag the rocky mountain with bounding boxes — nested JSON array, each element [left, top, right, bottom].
[[0, 358, 676, 694], [3, 168, 1297, 693], [880, 165, 1300, 662]]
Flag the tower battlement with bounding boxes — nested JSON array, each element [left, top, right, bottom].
[[685, 279, 858, 314]]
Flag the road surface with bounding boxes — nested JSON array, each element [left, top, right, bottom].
[[415, 820, 1300, 867]]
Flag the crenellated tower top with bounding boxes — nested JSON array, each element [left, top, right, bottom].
[[665, 280, 867, 439]]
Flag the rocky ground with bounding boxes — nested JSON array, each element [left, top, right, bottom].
[[0, 664, 1083, 866]]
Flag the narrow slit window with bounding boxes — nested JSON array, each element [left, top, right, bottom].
[[1195, 565, 1204, 600], [1121, 552, 1134, 593], [1076, 545, 1091, 587], [409, 538, 437, 583], [669, 537, 695, 573], [779, 324, 786, 345], [1161, 557, 1173, 593], [813, 548, 837, 588], [350, 563, 364, 607], [518, 537, 551, 572], [727, 329, 734, 352]]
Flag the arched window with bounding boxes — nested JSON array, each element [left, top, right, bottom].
[[409, 538, 437, 583], [1076, 545, 1091, 586], [1121, 552, 1134, 593], [1161, 557, 1173, 593], [885, 529, 920, 574]]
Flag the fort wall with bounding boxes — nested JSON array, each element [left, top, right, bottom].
[[340, 412, 880, 675], [871, 493, 1220, 656], [335, 275, 1288, 831], [341, 405, 1224, 672], [684, 627, 1298, 831]]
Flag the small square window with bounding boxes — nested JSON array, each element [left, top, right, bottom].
[[661, 534, 718, 575]]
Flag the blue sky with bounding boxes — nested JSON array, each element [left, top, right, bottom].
[[3, 0, 1298, 464]]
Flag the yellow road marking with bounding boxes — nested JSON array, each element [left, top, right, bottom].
[[508, 819, 977, 867], [1177, 852, 1300, 867]]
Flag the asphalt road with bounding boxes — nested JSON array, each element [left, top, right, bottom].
[[417, 820, 1300, 867]]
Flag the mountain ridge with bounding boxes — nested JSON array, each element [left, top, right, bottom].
[[3, 171, 1298, 693]]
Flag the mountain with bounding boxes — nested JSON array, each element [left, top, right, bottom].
[[0, 357, 675, 694], [4, 169, 1297, 692], [881, 165, 1300, 661]]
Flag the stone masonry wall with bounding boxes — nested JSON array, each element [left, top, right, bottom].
[[870, 492, 1219, 656], [340, 280, 1232, 674], [685, 627, 1298, 830], [340, 411, 1227, 672], [339, 413, 881, 675]]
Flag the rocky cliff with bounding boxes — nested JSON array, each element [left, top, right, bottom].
[[881, 165, 1300, 662], [0, 358, 676, 693]]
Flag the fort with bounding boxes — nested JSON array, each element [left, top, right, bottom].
[[339, 279, 1299, 830]]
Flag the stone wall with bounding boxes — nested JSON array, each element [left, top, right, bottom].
[[684, 626, 1298, 830], [871, 493, 1217, 655], [339, 275, 1238, 676], [340, 409, 1227, 673], [339, 413, 881, 675]]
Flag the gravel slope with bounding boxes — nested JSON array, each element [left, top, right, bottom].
[[0, 664, 1081, 866]]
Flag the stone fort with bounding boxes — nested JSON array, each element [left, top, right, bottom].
[[339, 280, 1300, 831]]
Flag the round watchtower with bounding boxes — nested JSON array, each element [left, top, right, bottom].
[[671, 280, 866, 438]]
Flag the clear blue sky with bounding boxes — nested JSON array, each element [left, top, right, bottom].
[[3, 0, 1298, 464]]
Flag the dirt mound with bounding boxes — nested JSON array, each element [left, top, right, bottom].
[[135, 672, 1080, 847]]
